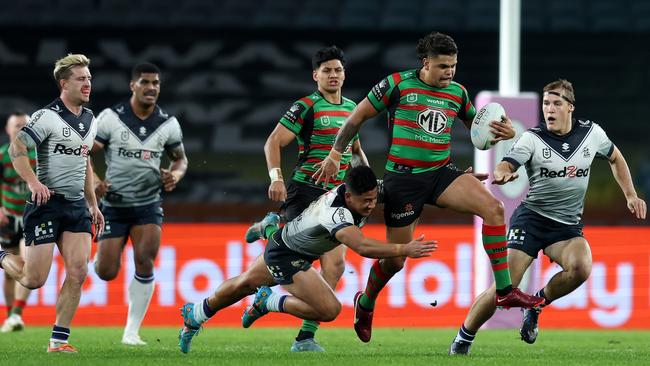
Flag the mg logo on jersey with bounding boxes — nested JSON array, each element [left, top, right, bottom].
[[406, 93, 417, 103], [62, 127, 71, 138], [417, 108, 447, 135], [542, 148, 551, 159], [139, 126, 147, 136], [121, 130, 129, 141]]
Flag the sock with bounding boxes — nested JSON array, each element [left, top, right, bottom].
[[482, 224, 512, 294], [536, 288, 552, 307], [296, 320, 320, 341], [265, 292, 287, 312], [359, 260, 392, 310], [454, 324, 476, 343], [192, 298, 216, 325], [50, 325, 70, 344], [10, 300, 26, 316], [124, 273, 155, 336], [0, 250, 7, 269], [263, 225, 279, 240]]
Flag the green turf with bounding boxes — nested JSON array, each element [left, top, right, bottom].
[[0, 327, 648, 365]]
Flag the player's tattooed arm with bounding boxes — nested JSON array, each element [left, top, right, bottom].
[[333, 98, 379, 153], [9, 131, 35, 159], [162, 143, 188, 192], [9, 130, 49, 204]]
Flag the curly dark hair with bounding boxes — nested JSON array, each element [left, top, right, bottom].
[[312, 46, 346, 70], [416, 32, 458, 59], [345, 166, 377, 195]]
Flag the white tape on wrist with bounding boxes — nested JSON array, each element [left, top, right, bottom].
[[269, 168, 284, 182]]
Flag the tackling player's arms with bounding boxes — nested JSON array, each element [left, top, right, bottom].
[[334, 225, 437, 259]]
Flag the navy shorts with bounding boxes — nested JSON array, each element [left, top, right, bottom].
[[0, 216, 24, 249], [280, 180, 326, 222], [506, 205, 584, 258], [23, 195, 92, 246], [98, 201, 163, 241], [383, 163, 465, 227], [264, 230, 318, 285]]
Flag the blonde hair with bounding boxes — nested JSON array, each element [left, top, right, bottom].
[[53, 54, 90, 88], [543, 79, 575, 105]]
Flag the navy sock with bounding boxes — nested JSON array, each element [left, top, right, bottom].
[[536, 288, 552, 306], [202, 298, 216, 318], [51, 325, 70, 343], [455, 324, 476, 343], [134, 272, 154, 284]]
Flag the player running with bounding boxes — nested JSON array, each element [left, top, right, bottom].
[[449, 79, 647, 355], [245, 46, 367, 352], [313, 32, 545, 343], [92, 62, 187, 346], [178, 166, 436, 354]]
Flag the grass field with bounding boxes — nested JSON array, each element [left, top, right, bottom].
[[1, 327, 648, 365]]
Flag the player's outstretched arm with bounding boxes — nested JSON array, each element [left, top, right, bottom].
[[608, 147, 647, 219], [9, 131, 50, 205], [313, 98, 378, 186], [335, 225, 437, 259], [264, 124, 295, 202], [492, 161, 518, 185]]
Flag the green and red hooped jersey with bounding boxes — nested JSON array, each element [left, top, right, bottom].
[[367, 69, 476, 174], [0, 143, 36, 217], [279, 91, 359, 189]]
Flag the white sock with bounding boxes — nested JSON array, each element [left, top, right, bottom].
[[124, 276, 154, 336], [265, 293, 287, 312], [192, 301, 208, 324]]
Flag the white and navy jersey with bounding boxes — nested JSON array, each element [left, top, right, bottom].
[[22, 98, 96, 201], [282, 184, 367, 257], [503, 119, 614, 225], [95, 101, 183, 207]]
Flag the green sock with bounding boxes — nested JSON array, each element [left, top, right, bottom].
[[482, 224, 512, 290], [264, 225, 279, 240], [359, 260, 393, 310]]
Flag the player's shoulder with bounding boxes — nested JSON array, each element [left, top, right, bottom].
[[295, 92, 322, 109], [390, 69, 418, 85], [576, 118, 600, 130], [449, 81, 469, 94], [341, 95, 357, 107], [30, 100, 63, 123], [155, 104, 175, 121]]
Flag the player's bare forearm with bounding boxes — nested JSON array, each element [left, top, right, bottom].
[[9, 133, 38, 185], [336, 226, 406, 258], [333, 98, 377, 152], [264, 125, 295, 171], [351, 140, 369, 167], [608, 147, 638, 199], [84, 159, 98, 207], [167, 144, 188, 181]]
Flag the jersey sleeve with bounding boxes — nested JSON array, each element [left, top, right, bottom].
[[367, 74, 400, 112], [502, 131, 535, 169], [320, 206, 356, 238], [22, 109, 52, 146], [95, 108, 113, 145], [591, 123, 615, 159], [164, 117, 183, 150], [457, 85, 476, 122], [278, 99, 312, 135]]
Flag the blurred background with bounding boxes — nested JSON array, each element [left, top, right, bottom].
[[1, 0, 649, 225]]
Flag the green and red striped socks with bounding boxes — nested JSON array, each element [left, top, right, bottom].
[[358, 260, 392, 310], [482, 224, 512, 294]]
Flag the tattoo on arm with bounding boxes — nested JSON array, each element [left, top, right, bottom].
[[167, 144, 187, 162], [334, 123, 361, 152]]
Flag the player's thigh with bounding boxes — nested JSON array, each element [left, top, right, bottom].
[[283, 267, 339, 313], [22, 242, 56, 282], [244, 255, 276, 287], [96, 236, 128, 265], [544, 236, 592, 274], [58, 231, 92, 271], [129, 224, 162, 261], [436, 174, 501, 217], [507, 248, 535, 287], [319, 245, 346, 271]]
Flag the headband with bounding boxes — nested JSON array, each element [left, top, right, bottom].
[[544, 91, 574, 105]]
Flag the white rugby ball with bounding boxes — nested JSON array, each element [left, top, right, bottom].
[[470, 102, 505, 150]]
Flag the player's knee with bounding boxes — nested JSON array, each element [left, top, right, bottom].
[[567, 261, 591, 284], [319, 300, 342, 322], [481, 198, 505, 222], [95, 263, 120, 281], [65, 263, 89, 285], [321, 259, 345, 281], [21, 275, 47, 290]]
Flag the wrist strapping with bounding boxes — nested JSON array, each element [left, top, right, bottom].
[[269, 168, 284, 182]]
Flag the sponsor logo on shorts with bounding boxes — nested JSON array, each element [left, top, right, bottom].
[[390, 203, 415, 221], [118, 147, 162, 160], [53, 143, 90, 156], [507, 228, 526, 244], [34, 221, 55, 241], [291, 259, 307, 268]]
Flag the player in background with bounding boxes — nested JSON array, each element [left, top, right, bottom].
[[0, 54, 103, 353], [0, 112, 35, 333], [244, 46, 368, 352], [178, 166, 436, 354], [449, 79, 647, 355], [92, 62, 187, 346], [313, 32, 545, 343]]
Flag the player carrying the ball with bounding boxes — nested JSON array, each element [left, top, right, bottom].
[[313, 32, 545, 343]]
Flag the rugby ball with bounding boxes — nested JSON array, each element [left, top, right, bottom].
[[470, 102, 505, 150]]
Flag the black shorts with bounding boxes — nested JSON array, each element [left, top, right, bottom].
[[0, 216, 24, 249], [23, 195, 92, 246], [383, 163, 465, 227], [264, 230, 318, 285], [97, 201, 163, 241], [280, 180, 326, 222], [506, 205, 584, 258]]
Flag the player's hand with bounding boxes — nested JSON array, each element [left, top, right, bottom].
[[402, 234, 437, 258], [464, 166, 488, 182], [94, 180, 111, 199], [492, 169, 519, 185], [268, 180, 287, 202], [161, 169, 179, 192], [626, 196, 647, 220], [490, 115, 516, 144], [28, 180, 52, 205], [312, 157, 340, 188], [0, 208, 9, 226], [89, 204, 105, 237]]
